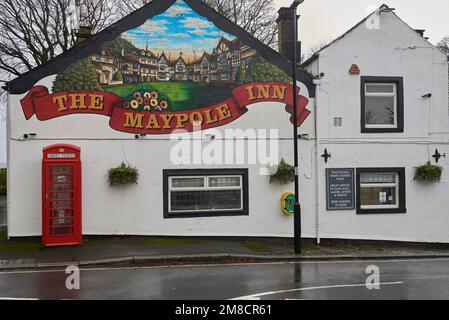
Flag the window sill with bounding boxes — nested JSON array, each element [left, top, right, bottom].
[[357, 208, 407, 215], [361, 127, 404, 133], [164, 210, 249, 219]]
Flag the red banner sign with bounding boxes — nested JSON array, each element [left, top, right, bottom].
[[21, 82, 310, 134]]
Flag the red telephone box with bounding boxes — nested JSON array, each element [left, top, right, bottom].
[[42, 144, 82, 247]]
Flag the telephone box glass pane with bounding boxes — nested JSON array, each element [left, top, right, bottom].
[[51, 184, 72, 191], [48, 165, 75, 236], [52, 175, 73, 183], [52, 166, 73, 174]]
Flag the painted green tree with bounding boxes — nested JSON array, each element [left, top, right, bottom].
[[102, 37, 137, 56], [53, 59, 102, 92], [113, 71, 123, 81], [244, 57, 291, 84], [235, 65, 245, 85]]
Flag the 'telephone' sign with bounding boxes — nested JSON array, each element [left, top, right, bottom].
[[48, 154, 76, 159]]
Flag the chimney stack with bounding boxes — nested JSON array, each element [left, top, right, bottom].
[[277, 8, 301, 64], [75, 26, 93, 44]]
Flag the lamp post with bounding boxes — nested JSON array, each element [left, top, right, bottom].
[[291, 0, 304, 255]]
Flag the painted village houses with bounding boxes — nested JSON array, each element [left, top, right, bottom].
[[92, 35, 255, 86], [4, 0, 449, 246]]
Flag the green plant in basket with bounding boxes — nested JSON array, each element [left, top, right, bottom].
[[413, 162, 443, 183], [269, 159, 295, 185], [108, 162, 139, 186]]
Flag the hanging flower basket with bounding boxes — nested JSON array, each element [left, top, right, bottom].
[[413, 162, 443, 183], [107, 162, 139, 186], [269, 159, 295, 185]]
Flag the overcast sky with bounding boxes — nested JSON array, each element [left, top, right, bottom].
[[0, 0, 448, 165], [274, 0, 449, 55]]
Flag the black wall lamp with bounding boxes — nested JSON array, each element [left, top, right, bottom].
[[321, 148, 332, 163], [23, 133, 37, 139], [432, 149, 446, 163]]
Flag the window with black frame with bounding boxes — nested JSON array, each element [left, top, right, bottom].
[[163, 169, 249, 218], [361, 76, 404, 133], [356, 168, 406, 214]]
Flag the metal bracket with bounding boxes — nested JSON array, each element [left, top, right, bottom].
[[432, 149, 446, 163], [321, 148, 332, 163]]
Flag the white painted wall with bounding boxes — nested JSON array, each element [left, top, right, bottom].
[[6, 10, 449, 243], [7, 75, 317, 238], [305, 10, 449, 243]]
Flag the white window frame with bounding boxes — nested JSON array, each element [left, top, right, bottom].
[[168, 175, 244, 213], [360, 173, 399, 210], [364, 83, 398, 129]]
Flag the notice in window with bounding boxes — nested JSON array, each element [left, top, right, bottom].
[[326, 169, 355, 211]]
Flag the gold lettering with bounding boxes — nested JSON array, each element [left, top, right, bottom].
[[69, 94, 87, 109], [190, 112, 204, 126], [204, 109, 219, 125], [272, 85, 287, 100], [124, 112, 144, 129], [245, 86, 257, 101], [175, 114, 189, 128], [146, 114, 161, 129], [216, 104, 232, 121], [159, 114, 175, 129], [89, 94, 104, 110], [53, 95, 68, 112], [256, 85, 271, 99]]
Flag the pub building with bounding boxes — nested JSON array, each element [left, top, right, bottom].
[[4, 0, 449, 246]]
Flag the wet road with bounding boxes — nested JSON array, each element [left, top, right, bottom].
[[1, 258, 449, 300]]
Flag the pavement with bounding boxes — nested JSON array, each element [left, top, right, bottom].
[[2, 224, 449, 271], [2, 258, 449, 299]]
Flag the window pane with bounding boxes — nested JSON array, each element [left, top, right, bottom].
[[170, 190, 241, 211], [171, 178, 204, 188], [361, 173, 396, 184], [361, 186, 397, 206], [366, 84, 395, 93], [365, 96, 395, 125], [209, 177, 240, 188]]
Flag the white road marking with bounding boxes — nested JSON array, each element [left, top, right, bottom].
[[0, 297, 39, 300], [0, 257, 448, 275], [230, 282, 404, 300]]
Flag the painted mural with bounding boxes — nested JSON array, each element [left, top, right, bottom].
[[20, 0, 310, 134]]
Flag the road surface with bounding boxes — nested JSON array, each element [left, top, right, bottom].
[[1, 258, 449, 300]]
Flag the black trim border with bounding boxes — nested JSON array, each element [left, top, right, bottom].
[[356, 167, 407, 215], [360, 76, 404, 133], [163, 168, 249, 219]]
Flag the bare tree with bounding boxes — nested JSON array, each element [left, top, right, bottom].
[[437, 36, 449, 55], [307, 40, 330, 57], [116, 0, 153, 16], [0, 0, 117, 122], [79, 0, 118, 33], [0, 0, 117, 80], [203, 0, 278, 48]]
